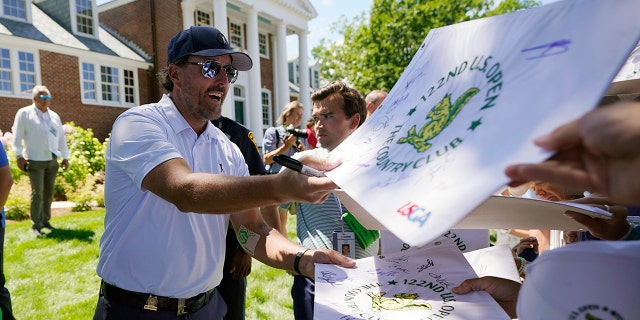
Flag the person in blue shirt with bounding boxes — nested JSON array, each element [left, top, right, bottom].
[[0, 141, 15, 320]]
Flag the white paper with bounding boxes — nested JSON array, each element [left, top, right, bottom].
[[381, 229, 489, 254], [463, 245, 521, 283], [314, 240, 509, 319], [381, 232, 520, 283], [335, 191, 611, 231], [326, 0, 640, 246]]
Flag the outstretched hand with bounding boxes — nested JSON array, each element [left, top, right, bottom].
[[298, 248, 356, 280], [505, 102, 640, 206], [565, 196, 630, 240], [276, 155, 340, 204], [452, 276, 521, 318]]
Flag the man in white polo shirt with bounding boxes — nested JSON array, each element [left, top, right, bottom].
[[93, 26, 354, 320]]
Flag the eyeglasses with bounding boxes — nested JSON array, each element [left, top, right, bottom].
[[187, 60, 239, 83], [39, 95, 52, 100]]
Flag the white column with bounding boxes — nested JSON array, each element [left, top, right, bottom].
[[181, 0, 196, 27], [298, 31, 311, 124], [213, 0, 228, 35], [276, 20, 289, 119], [245, 6, 263, 142], [212, 0, 233, 120]]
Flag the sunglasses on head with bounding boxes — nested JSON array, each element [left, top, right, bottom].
[[39, 95, 52, 100], [187, 60, 239, 83]]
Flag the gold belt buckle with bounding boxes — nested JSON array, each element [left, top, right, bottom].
[[177, 298, 187, 315], [143, 295, 158, 311]]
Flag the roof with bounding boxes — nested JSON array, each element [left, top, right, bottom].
[[0, 2, 150, 63]]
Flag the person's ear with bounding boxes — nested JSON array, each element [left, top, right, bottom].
[[168, 64, 181, 86], [349, 114, 361, 130]]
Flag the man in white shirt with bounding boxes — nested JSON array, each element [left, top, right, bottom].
[[93, 26, 354, 320], [12, 85, 69, 236]]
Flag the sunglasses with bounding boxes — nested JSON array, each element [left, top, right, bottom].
[[39, 95, 52, 100], [187, 60, 239, 83]]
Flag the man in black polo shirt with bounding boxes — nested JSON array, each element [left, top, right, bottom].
[[212, 115, 281, 320]]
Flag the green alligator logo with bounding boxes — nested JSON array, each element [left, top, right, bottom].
[[397, 88, 480, 152], [368, 292, 432, 312]]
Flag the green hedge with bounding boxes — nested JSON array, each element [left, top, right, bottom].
[[4, 122, 108, 219]]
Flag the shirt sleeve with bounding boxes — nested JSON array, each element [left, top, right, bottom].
[[262, 127, 276, 153], [11, 108, 25, 158], [108, 111, 183, 188], [0, 142, 8, 167], [53, 113, 70, 159], [238, 129, 267, 176]]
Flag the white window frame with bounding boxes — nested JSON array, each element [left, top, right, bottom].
[[228, 21, 244, 50], [123, 68, 136, 104], [71, 0, 98, 38], [233, 85, 246, 124], [195, 9, 211, 26], [79, 60, 138, 107], [1, 0, 31, 22], [80, 61, 97, 101], [311, 69, 320, 89], [261, 89, 272, 129], [258, 33, 269, 59], [0, 46, 39, 98], [100, 65, 120, 103]]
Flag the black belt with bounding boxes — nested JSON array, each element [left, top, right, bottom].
[[100, 281, 215, 315]]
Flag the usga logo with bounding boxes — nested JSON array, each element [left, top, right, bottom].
[[375, 55, 503, 174]]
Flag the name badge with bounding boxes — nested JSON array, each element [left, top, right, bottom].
[[332, 231, 355, 259]]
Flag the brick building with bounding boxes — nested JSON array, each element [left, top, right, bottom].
[[0, 0, 152, 141], [0, 0, 319, 144]]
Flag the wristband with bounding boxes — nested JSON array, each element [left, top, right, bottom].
[[516, 257, 527, 275], [294, 248, 309, 275]]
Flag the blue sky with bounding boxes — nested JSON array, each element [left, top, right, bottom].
[[288, 0, 373, 59], [292, 0, 559, 59]]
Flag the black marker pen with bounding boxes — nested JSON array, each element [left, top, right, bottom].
[[273, 154, 326, 177]]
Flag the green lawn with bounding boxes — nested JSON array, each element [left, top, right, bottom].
[[4, 209, 298, 319]]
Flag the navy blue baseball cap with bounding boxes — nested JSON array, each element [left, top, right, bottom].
[[167, 26, 253, 71]]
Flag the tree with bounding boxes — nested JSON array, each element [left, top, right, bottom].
[[312, 0, 539, 94]]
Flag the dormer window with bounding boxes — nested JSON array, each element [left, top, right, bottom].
[[2, 0, 27, 20], [74, 0, 95, 36]]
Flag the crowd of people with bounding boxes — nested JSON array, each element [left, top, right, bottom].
[[0, 24, 638, 320]]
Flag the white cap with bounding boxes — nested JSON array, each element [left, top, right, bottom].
[[518, 241, 640, 319]]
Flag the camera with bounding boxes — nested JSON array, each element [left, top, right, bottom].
[[286, 125, 308, 139]]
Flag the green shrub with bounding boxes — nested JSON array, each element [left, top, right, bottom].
[[69, 172, 105, 212], [58, 122, 107, 199], [4, 122, 108, 215], [7, 149, 28, 183], [5, 177, 30, 221]]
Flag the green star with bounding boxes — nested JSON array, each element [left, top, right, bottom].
[[468, 118, 482, 131], [388, 280, 398, 285], [408, 107, 417, 116]]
